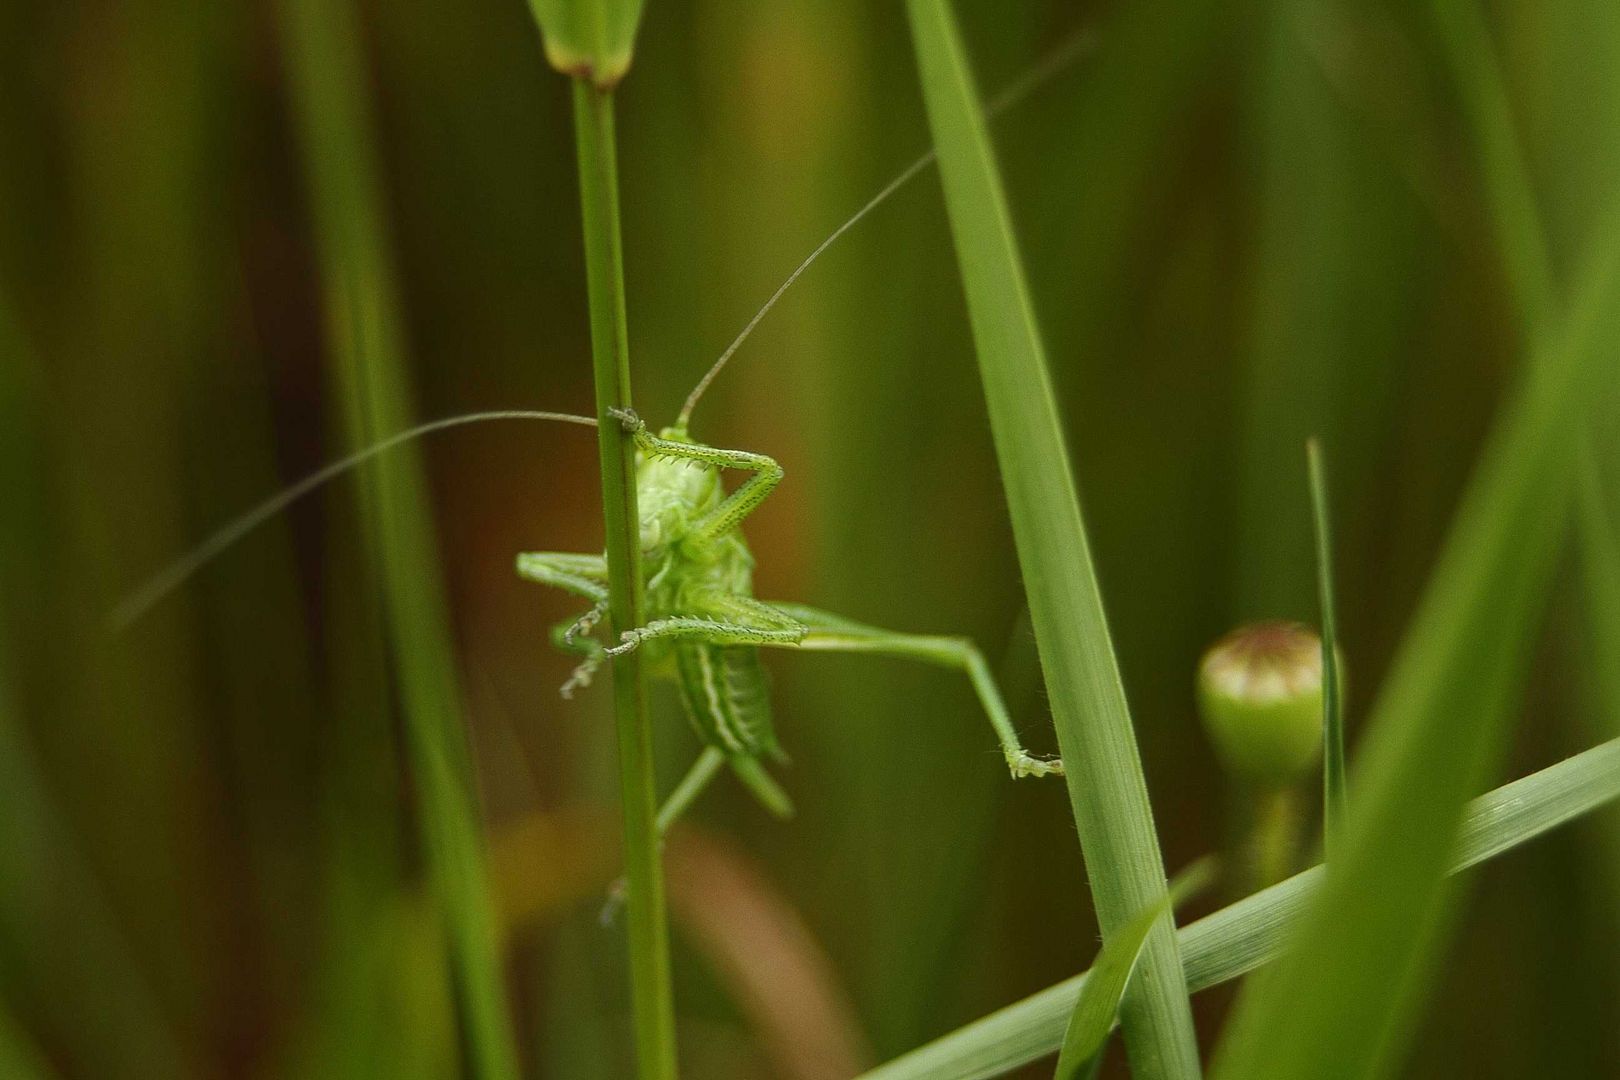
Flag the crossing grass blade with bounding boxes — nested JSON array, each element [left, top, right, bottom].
[[859, 736, 1620, 1080], [1051, 899, 1169, 1080], [1054, 859, 1217, 1080], [275, 1, 520, 1075], [903, 3, 1199, 1077], [1306, 440, 1345, 855]]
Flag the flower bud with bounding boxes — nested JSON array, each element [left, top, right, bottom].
[[1197, 621, 1326, 786]]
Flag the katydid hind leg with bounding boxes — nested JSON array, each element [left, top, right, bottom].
[[763, 601, 1063, 779]]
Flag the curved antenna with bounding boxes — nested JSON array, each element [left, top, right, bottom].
[[110, 409, 597, 631], [677, 26, 1096, 428]]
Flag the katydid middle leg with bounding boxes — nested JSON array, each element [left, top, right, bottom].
[[763, 601, 1064, 778], [654, 747, 793, 838], [518, 552, 612, 696]]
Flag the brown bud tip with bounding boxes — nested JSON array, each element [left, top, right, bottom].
[[1197, 621, 1327, 784]]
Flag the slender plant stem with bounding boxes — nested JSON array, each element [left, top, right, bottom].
[[1306, 439, 1344, 855], [570, 80, 677, 1079]]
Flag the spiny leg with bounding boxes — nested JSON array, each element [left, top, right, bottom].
[[762, 601, 1063, 779], [517, 551, 609, 602], [548, 612, 608, 698], [604, 605, 806, 658], [610, 407, 783, 540], [520, 553, 611, 696], [561, 601, 607, 648]]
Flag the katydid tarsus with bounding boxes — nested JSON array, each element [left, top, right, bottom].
[[113, 31, 1092, 834]]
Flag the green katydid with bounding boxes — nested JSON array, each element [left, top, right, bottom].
[[112, 32, 1092, 832], [519, 399, 1061, 833]]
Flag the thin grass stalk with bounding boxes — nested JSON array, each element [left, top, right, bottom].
[[903, 4, 1198, 1077], [276, 2, 519, 1075], [1306, 440, 1344, 854], [569, 80, 677, 1080], [860, 735, 1620, 1080]]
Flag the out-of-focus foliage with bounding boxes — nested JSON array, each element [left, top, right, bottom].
[[2, 0, 1618, 1077]]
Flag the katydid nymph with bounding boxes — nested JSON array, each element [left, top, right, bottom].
[[111, 35, 1089, 835], [517, 399, 1061, 834]]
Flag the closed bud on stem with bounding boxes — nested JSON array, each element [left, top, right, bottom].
[[1197, 621, 1328, 788]]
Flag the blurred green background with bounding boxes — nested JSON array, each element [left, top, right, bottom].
[[3, 0, 1618, 1076]]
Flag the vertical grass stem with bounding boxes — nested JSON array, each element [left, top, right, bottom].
[[569, 80, 678, 1080], [1306, 440, 1344, 855]]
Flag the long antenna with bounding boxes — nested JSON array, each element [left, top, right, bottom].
[[114, 29, 1096, 629], [110, 409, 596, 630], [676, 26, 1096, 428]]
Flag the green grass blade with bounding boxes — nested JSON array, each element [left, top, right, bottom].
[[1052, 901, 1168, 1080], [569, 82, 677, 1080], [276, 2, 520, 1076], [1306, 440, 1345, 855], [1054, 860, 1217, 1080], [1209, 211, 1620, 1080], [903, 4, 1198, 1077], [1432, 0, 1620, 732], [1431, 0, 1555, 332], [860, 736, 1620, 1080], [527, 0, 646, 87]]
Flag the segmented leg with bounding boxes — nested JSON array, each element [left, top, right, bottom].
[[604, 601, 806, 657], [762, 602, 1063, 779], [602, 746, 792, 925], [561, 601, 607, 648], [520, 553, 611, 696], [516, 551, 609, 602], [657, 747, 727, 834], [654, 748, 792, 835], [610, 407, 783, 540], [545, 609, 608, 698]]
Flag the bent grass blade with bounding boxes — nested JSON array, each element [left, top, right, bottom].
[[1054, 859, 1217, 1080], [905, 2, 1199, 1077]]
